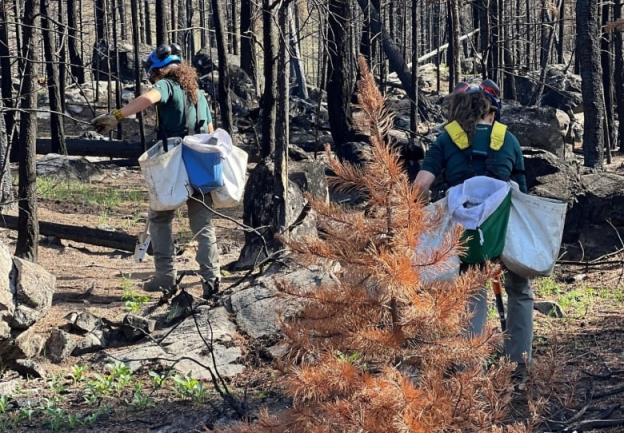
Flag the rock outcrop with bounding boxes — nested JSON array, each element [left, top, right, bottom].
[[0, 242, 56, 363]]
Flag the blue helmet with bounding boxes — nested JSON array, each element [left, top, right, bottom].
[[143, 43, 182, 74]]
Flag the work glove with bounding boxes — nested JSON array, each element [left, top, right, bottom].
[[91, 112, 120, 135]]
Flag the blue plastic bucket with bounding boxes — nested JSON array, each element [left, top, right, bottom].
[[181, 146, 224, 193]]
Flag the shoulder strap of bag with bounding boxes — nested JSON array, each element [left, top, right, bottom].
[[444, 121, 470, 150], [490, 121, 507, 151]]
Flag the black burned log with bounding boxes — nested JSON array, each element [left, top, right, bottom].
[[36, 138, 144, 159], [0, 215, 141, 253]]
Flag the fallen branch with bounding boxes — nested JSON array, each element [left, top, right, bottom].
[[565, 418, 624, 432], [0, 214, 141, 253], [592, 384, 624, 399]]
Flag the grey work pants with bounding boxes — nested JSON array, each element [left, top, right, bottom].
[[148, 195, 220, 282], [466, 270, 534, 365]]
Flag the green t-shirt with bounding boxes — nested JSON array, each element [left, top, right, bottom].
[[421, 124, 528, 193], [153, 78, 213, 139]]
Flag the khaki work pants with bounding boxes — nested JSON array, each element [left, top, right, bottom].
[[148, 195, 220, 282], [466, 270, 534, 365]]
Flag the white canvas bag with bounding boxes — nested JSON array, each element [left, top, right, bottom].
[[183, 129, 248, 208], [417, 197, 461, 284], [138, 138, 191, 211], [501, 187, 567, 278]]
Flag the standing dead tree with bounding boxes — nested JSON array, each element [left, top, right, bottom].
[[41, 0, 66, 154], [211, 0, 233, 132], [576, 0, 605, 168], [15, 0, 39, 261]]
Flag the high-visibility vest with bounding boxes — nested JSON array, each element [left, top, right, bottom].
[[444, 120, 508, 151]]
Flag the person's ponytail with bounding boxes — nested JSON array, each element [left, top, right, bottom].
[[447, 92, 491, 137]]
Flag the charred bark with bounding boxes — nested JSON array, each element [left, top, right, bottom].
[[260, 0, 277, 158], [274, 3, 290, 234], [576, 0, 605, 168], [211, 0, 233, 133], [0, 3, 15, 145], [41, 0, 66, 154], [615, 0, 624, 151], [0, 98, 13, 209], [155, 0, 167, 45], [327, 0, 356, 156], [16, 0, 39, 261]]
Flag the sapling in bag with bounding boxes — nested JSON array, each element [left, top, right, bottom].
[[501, 187, 567, 278], [138, 138, 191, 211], [447, 176, 512, 264]]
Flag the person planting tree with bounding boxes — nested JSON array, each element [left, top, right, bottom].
[[414, 80, 533, 380], [92, 43, 221, 299]]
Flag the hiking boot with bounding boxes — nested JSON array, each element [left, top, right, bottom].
[[143, 274, 176, 293], [512, 363, 529, 392], [201, 278, 220, 299]]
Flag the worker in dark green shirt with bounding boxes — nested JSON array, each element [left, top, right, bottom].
[[92, 43, 221, 299], [414, 80, 533, 380]]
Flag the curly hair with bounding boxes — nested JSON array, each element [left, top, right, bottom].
[[152, 62, 200, 105], [447, 92, 492, 137]]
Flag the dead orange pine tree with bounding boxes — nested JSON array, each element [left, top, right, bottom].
[[223, 58, 528, 433]]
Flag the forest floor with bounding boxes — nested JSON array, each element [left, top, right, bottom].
[[0, 162, 623, 432]]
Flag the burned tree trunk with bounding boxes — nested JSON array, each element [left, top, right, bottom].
[[289, 6, 308, 99], [274, 3, 290, 234], [615, 0, 624, 151], [240, 0, 256, 92], [144, 0, 152, 45], [410, 0, 418, 131], [130, 0, 146, 151], [476, 0, 491, 76], [211, 0, 233, 133], [41, 0, 66, 154], [95, 0, 105, 41], [576, 0, 605, 168], [155, 0, 167, 45], [117, 0, 127, 40], [230, 0, 239, 55], [557, 0, 566, 64], [447, 0, 461, 90], [177, 0, 188, 54], [16, 0, 39, 261], [0, 99, 13, 209], [601, 3, 615, 157], [260, 0, 277, 158], [327, 0, 356, 158], [57, 0, 67, 109], [0, 3, 15, 145]]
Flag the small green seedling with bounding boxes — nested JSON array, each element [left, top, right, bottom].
[[49, 374, 68, 395], [130, 384, 154, 410], [149, 371, 168, 389], [70, 364, 87, 383], [122, 288, 151, 313], [17, 403, 35, 422], [0, 395, 9, 414], [172, 374, 207, 402]]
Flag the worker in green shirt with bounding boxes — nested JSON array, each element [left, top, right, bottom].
[[414, 80, 533, 380], [92, 43, 221, 299]]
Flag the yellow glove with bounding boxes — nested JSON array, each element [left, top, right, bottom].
[[91, 109, 123, 135]]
